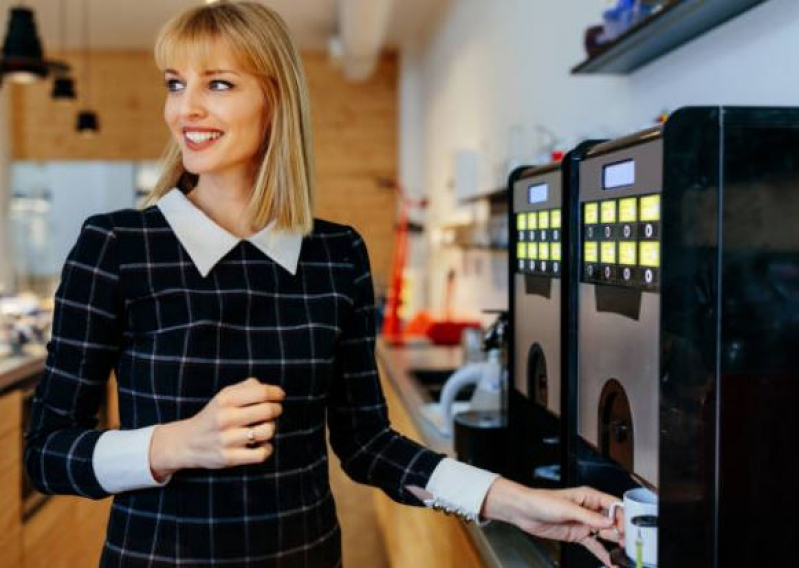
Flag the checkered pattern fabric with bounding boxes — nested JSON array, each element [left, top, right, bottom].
[[24, 206, 444, 567]]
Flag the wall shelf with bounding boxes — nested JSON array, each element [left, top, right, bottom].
[[572, 0, 767, 75]]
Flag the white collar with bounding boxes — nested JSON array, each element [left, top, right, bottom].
[[156, 187, 302, 278]]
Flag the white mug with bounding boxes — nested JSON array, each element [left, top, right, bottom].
[[608, 487, 658, 567]]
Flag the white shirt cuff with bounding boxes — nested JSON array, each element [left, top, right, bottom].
[[92, 425, 172, 494], [422, 457, 499, 523]]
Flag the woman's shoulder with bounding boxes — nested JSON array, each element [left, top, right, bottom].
[[84, 205, 166, 234]]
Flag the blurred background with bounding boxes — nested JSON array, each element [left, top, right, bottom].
[[0, 0, 795, 566]]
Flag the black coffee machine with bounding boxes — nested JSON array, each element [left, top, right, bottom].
[[507, 143, 601, 564], [563, 107, 799, 567]]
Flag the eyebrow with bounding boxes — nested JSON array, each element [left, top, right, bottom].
[[164, 68, 240, 76]]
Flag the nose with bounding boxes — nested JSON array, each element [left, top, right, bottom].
[[177, 82, 207, 120]]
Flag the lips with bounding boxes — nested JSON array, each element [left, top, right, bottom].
[[182, 128, 224, 151]]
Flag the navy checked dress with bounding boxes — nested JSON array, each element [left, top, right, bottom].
[[24, 205, 444, 567]]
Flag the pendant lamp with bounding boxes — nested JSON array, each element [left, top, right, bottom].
[[52, 0, 77, 102], [1, 5, 70, 84], [75, 0, 99, 135]]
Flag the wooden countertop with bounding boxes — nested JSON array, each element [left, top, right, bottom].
[[375, 338, 557, 568]]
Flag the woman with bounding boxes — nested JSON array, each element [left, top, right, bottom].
[[24, 2, 623, 567]]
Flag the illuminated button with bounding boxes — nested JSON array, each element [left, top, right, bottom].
[[586, 226, 595, 239], [640, 194, 661, 222], [601, 200, 617, 224], [619, 242, 637, 266], [640, 241, 660, 268], [553, 229, 560, 241], [538, 211, 550, 230], [586, 264, 595, 277], [644, 269, 655, 284], [553, 261, 560, 274], [604, 266, 612, 280], [551, 209, 562, 229], [540, 230, 547, 242], [518, 260, 525, 271], [604, 226, 613, 239], [585, 202, 599, 224], [517, 243, 526, 261], [584, 242, 598, 263], [619, 197, 637, 222], [622, 267, 632, 282], [527, 212, 538, 230], [551, 242, 562, 261], [529, 260, 536, 271], [622, 224, 633, 239], [530, 229, 537, 242], [539, 242, 550, 261], [600, 241, 616, 264], [517, 213, 527, 231], [644, 223, 656, 239], [527, 242, 538, 260], [540, 260, 548, 272]]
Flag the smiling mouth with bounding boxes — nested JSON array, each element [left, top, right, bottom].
[[183, 130, 224, 150]]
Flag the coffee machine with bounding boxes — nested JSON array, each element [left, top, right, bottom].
[[507, 143, 601, 564], [563, 107, 799, 567]]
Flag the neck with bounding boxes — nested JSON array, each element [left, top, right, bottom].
[[188, 171, 258, 238]]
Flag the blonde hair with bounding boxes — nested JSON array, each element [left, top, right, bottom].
[[144, 0, 314, 235]]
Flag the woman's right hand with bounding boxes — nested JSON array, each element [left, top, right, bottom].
[[149, 377, 285, 480]]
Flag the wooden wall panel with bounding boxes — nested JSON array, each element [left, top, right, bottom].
[[0, 390, 23, 568], [10, 50, 399, 295]]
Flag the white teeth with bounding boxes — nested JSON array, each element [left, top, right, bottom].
[[185, 131, 223, 143]]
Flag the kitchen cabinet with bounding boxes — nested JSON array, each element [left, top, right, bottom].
[[0, 389, 23, 568], [373, 361, 484, 568]]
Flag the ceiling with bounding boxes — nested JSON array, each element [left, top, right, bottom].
[[0, 0, 449, 52]]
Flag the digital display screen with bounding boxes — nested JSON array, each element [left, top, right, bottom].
[[516, 213, 527, 231], [619, 198, 637, 223], [584, 242, 598, 263], [527, 212, 538, 230], [527, 242, 538, 260], [639, 242, 660, 267], [601, 200, 617, 224], [538, 211, 550, 230], [539, 242, 550, 261], [619, 242, 637, 265], [601, 242, 617, 264], [528, 183, 549, 204], [640, 194, 661, 222], [584, 203, 599, 225], [551, 242, 562, 261], [551, 209, 562, 229], [603, 159, 635, 189]]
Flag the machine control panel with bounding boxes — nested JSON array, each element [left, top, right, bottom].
[[582, 193, 661, 290], [516, 205, 562, 277]]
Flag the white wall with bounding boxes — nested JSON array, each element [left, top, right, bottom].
[[400, 0, 799, 319]]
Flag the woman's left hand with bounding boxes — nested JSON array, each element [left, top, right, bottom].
[[481, 478, 624, 567]]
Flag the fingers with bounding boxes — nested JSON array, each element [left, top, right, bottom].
[[218, 378, 286, 408], [225, 444, 274, 466], [579, 534, 614, 568], [226, 422, 277, 447], [226, 401, 283, 428]]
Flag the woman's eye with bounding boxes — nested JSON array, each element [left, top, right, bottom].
[[209, 80, 233, 91], [164, 79, 183, 92]]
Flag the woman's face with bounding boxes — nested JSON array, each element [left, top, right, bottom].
[[163, 41, 268, 182]]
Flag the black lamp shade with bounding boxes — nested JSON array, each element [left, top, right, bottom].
[[2, 7, 48, 83], [52, 76, 77, 100], [3, 8, 44, 59], [76, 110, 100, 134]]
